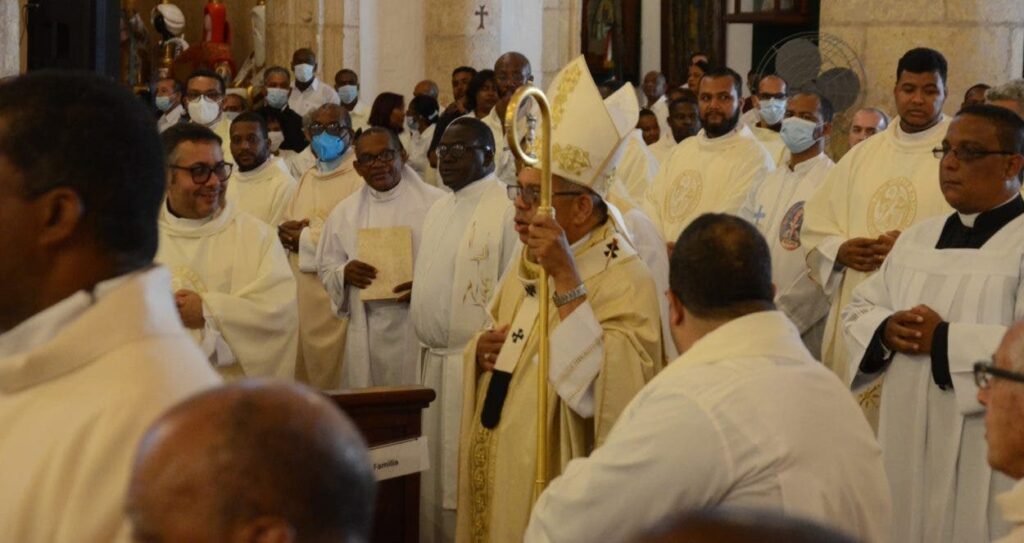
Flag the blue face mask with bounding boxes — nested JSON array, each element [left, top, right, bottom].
[[311, 133, 346, 162], [779, 116, 821, 153], [155, 95, 174, 112], [758, 98, 787, 126]]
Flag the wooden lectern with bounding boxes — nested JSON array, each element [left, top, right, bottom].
[[329, 386, 436, 543]]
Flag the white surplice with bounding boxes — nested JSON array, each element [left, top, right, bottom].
[[842, 209, 1024, 543], [157, 199, 298, 379], [740, 153, 834, 358], [225, 156, 298, 226], [285, 146, 317, 181], [288, 78, 340, 118], [410, 173, 517, 543], [286, 151, 365, 390], [996, 480, 1024, 543], [643, 125, 775, 243], [316, 166, 445, 387], [157, 104, 184, 132], [525, 311, 891, 543], [0, 268, 221, 543], [647, 94, 671, 143], [803, 116, 952, 382], [407, 123, 439, 188]]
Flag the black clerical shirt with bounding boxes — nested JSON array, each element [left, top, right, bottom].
[[858, 195, 1024, 388]]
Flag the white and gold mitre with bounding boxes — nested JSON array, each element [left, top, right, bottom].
[[545, 56, 632, 198]]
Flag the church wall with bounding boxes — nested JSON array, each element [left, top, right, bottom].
[[0, 0, 20, 77], [821, 0, 1024, 119], [639, 0, 660, 77]]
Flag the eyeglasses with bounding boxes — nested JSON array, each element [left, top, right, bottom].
[[932, 146, 1018, 162], [170, 162, 234, 184], [356, 149, 398, 165], [506, 185, 584, 206], [437, 143, 492, 160], [310, 122, 353, 139], [185, 90, 223, 102], [974, 361, 1024, 390]]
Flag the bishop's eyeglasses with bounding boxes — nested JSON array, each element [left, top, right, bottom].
[[973, 361, 1024, 390], [506, 185, 584, 206]]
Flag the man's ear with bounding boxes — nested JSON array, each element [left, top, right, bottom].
[[821, 121, 833, 138], [1005, 153, 1024, 182], [668, 290, 685, 327], [36, 187, 84, 248], [236, 516, 296, 543]]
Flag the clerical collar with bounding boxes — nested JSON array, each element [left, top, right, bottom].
[[454, 173, 495, 201], [787, 152, 827, 174], [317, 154, 345, 174], [894, 114, 946, 142], [368, 178, 403, 202], [165, 200, 216, 226], [237, 157, 272, 179], [936, 194, 1024, 249]]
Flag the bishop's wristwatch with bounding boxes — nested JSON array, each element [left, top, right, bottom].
[[552, 283, 588, 307]]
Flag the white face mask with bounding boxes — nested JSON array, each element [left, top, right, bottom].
[[225, 111, 242, 121], [337, 84, 358, 105], [779, 116, 822, 154], [188, 96, 221, 126], [294, 63, 315, 84], [758, 98, 787, 126], [268, 130, 285, 152]]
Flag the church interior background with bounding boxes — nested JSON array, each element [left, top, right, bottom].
[[1, 0, 1022, 158]]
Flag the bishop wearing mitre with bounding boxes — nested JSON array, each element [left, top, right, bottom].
[[455, 56, 664, 543]]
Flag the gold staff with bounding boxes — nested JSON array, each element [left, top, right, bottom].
[[505, 85, 552, 502]]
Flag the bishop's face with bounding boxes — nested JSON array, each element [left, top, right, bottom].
[[166, 141, 229, 220], [979, 329, 1024, 479]]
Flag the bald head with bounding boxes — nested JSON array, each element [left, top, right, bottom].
[[414, 80, 439, 99], [494, 51, 533, 99], [127, 381, 375, 543], [311, 103, 352, 129], [848, 107, 889, 147]]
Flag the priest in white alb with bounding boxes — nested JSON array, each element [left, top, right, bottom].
[[643, 67, 774, 245], [226, 112, 297, 227], [316, 127, 444, 388], [803, 48, 953, 392], [455, 56, 663, 543], [279, 104, 364, 389], [157, 124, 298, 380], [411, 117, 518, 543], [740, 90, 834, 358], [748, 74, 790, 167], [842, 104, 1024, 542]]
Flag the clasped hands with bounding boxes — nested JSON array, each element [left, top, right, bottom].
[[278, 219, 309, 253], [882, 304, 943, 355]]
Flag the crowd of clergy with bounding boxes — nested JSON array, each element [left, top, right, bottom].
[[5, 41, 1024, 543]]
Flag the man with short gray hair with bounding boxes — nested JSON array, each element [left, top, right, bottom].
[[979, 321, 1024, 543], [986, 79, 1024, 117], [847, 107, 889, 148], [258, 65, 307, 153]]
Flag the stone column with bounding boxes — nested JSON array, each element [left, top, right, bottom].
[[542, 0, 581, 88], [0, 0, 20, 77], [821, 0, 1024, 143], [358, 0, 425, 101], [266, 0, 345, 85]]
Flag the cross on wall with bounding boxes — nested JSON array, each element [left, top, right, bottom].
[[475, 4, 489, 30]]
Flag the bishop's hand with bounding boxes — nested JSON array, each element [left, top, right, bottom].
[[344, 260, 377, 289], [174, 289, 205, 329], [476, 324, 510, 372], [527, 212, 581, 289]]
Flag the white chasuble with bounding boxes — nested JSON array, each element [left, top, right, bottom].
[[411, 175, 517, 541], [741, 153, 834, 358], [156, 200, 298, 379], [285, 150, 364, 390], [842, 210, 1024, 542], [643, 125, 775, 243], [802, 116, 951, 386], [225, 157, 298, 227], [316, 167, 444, 388], [455, 222, 663, 543]]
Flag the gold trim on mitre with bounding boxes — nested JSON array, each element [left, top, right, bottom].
[[550, 63, 583, 129], [552, 143, 592, 177]]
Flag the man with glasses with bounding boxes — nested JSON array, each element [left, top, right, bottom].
[[184, 69, 234, 165], [740, 90, 835, 359], [748, 74, 789, 166], [157, 123, 298, 381], [411, 117, 517, 542], [316, 127, 444, 388], [843, 104, 1024, 542], [226, 111, 297, 227], [455, 57, 662, 543], [978, 323, 1024, 542], [803, 47, 954, 394], [280, 104, 364, 390]]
